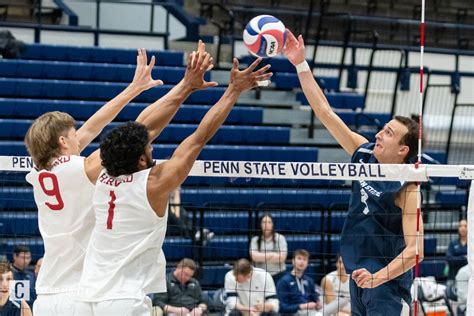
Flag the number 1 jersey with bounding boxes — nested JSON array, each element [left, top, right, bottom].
[[25, 155, 95, 294], [78, 167, 168, 302]]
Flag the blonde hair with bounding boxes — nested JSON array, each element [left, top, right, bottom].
[[25, 111, 76, 170], [0, 261, 12, 274]]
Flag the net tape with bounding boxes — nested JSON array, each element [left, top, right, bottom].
[[2, 156, 474, 181]]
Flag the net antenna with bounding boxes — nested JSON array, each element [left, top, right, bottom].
[[413, 0, 426, 315]]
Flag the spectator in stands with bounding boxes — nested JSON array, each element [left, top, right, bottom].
[[277, 249, 322, 316], [250, 213, 287, 283], [34, 258, 42, 278], [320, 255, 351, 315], [224, 258, 279, 316], [0, 260, 32, 315], [11, 245, 36, 307], [168, 187, 214, 244], [152, 258, 207, 316], [455, 263, 470, 315], [446, 219, 468, 279]]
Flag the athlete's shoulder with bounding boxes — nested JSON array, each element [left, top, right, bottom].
[[351, 142, 374, 163]]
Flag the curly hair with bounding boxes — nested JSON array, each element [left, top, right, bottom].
[[100, 122, 150, 177]]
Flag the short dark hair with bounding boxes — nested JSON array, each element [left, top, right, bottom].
[[293, 249, 310, 259], [13, 244, 31, 255], [100, 122, 150, 177], [177, 258, 197, 271], [233, 258, 252, 277], [394, 115, 419, 162]]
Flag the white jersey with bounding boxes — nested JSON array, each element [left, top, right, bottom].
[[324, 270, 350, 301], [224, 267, 279, 313], [26, 155, 95, 294], [78, 168, 168, 302]]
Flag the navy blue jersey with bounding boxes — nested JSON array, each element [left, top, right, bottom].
[[341, 143, 412, 301], [0, 297, 22, 316]]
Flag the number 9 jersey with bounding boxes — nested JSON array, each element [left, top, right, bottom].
[[25, 155, 95, 294]]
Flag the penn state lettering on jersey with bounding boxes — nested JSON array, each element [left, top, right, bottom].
[[340, 143, 412, 302]]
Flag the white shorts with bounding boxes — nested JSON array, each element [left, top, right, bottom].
[[33, 292, 78, 316], [75, 296, 152, 316]]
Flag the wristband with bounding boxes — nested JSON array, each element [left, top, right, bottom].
[[296, 60, 310, 74]]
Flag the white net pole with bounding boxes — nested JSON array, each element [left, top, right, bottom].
[[414, 0, 425, 311], [467, 181, 473, 315]]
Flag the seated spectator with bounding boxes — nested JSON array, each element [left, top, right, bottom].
[[224, 258, 279, 316], [277, 249, 322, 316], [0, 261, 32, 316], [11, 245, 36, 307], [455, 264, 470, 315], [152, 258, 207, 316], [34, 258, 42, 279], [250, 213, 287, 283], [446, 219, 467, 279], [320, 255, 350, 315], [168, 187, 214, 244]]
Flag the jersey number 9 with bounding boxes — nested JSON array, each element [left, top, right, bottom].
[[38, 172, 64, 211]]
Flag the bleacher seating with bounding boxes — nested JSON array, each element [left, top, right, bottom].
[[297, 91, 365, 111], [0, 99, 264, 125], [0, 212, 39, 236], [435, 190, 468, 207], [0, 78, 225, 104], [0, 119, 291, 145], [0, 142, 318, 161], [180, 188, 350, 208], [0, 59, 196, 84], [21, 44, 184, 66], [273, 73, 340, 91]]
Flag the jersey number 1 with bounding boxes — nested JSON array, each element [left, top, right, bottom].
[[107, 191, 116, 230], [38, 173, 64, 211]]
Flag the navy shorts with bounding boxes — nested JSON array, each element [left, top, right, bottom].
[[349, 278, 407, 316]]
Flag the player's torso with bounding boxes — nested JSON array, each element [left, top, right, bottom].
[[238, 268, 269, 305], [342, 144, 406, 271], [26, 155, 95, 294], [91, 168, 165, 252], [79, 168, 168, 301], [347, 143, 404, 231]]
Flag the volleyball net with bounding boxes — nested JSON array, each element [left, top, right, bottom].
[[0, 156, 472, 314]]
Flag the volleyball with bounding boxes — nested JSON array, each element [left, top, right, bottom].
[[243, 15, 286, 58]]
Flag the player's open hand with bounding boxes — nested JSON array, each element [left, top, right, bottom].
[[131, 48, 164, 91], [229, 58, 272, 92], [352, 268, 384, 288], [283, 29, 306, 66], [183, 40, 218, 91]]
